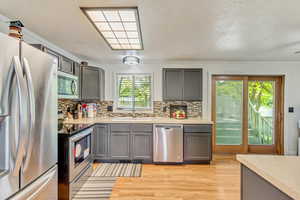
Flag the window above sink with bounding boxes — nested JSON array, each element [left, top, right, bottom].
[[114, 73, 153, 112]]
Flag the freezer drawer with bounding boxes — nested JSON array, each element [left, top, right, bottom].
[[10, 165, 57, 200], [153, 124, 183, 163]]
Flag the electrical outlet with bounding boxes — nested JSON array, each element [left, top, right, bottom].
[[107, 105, 113, 112], [288, 107, 294, 113]]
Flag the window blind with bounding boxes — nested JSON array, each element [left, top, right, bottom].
[[117, 74, 152, 110]]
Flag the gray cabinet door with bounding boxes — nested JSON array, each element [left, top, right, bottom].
[[109, 131, 131, 160], [183, 69, 202, 101], [99, 68, 105, 100], [241, 165, 293, 200], [184, 132, 211, 161], [73, 62, 80, 76], [60, 56, 74, 74], [131, 132, 152, 160], [163, 69, 183, 100], [81, 66, 103, 100], [93, 125, 109, 159]]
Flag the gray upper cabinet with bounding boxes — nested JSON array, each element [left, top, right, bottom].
[[30, 44, 77, 75], [163, 68, 203, 101], [81, 66, 105, 100], [93, 124, 109, 159], [163, 69, 183, 100], [183, 69, 202, 101], [60, 56, 74, 74], [184, 124, 212, 163], [44, 48, 61, 71]]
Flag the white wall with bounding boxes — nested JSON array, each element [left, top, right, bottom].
[[0, 14, 81, 62], [101, 62, 300, 155]]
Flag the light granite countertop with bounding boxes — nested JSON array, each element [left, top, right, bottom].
[[63, 117, 213, 125], [237, 154, 300, 200]]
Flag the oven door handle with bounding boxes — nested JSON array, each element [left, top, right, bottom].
[[70, 128, 93, 142]]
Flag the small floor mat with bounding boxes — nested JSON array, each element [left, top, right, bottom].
[[72, 176, 116, 200], [92, 163, 142, 177]]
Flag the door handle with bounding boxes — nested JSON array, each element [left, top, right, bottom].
[[1, 56, 29, 176], [71, 80, 77, 95], [22, 58, 36, 172]]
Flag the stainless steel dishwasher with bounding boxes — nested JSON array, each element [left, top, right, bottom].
[[153, 124, 183, 163]]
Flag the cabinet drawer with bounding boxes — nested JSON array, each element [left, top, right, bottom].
[[184, 125, 212, 133], [132, 124, 153, 132], [110, 124, 131, 132]]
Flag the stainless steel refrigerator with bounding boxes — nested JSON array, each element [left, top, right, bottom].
[[0, 32, 58, 199]]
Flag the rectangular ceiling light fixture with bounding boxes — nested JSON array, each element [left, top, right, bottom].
[[82, 7, 143, 50]]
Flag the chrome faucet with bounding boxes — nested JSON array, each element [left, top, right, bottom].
[[132, 108, 137, 118]]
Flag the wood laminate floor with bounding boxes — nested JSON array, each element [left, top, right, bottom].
[[95, 154, 240, 200]]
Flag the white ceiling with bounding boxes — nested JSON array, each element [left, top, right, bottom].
[[1, 0, 300, 63]]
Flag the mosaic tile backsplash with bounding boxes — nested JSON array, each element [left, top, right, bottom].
[[58, 100, 202, 118]]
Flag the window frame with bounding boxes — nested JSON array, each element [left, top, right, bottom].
[[114, 73, 153, 112]]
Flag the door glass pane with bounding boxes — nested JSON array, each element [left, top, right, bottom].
[[248, 81, 275, 145], [216, 80, 243, 145]]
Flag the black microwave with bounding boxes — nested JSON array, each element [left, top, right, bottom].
[[58, 71, 79, 99]]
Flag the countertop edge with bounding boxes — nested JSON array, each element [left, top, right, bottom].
[[237, 155, 300, 200], [63, 117, 214, 125]]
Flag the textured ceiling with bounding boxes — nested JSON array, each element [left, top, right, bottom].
[[1, 0, 300, 63]]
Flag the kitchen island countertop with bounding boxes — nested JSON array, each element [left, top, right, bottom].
[[237, 154, 300, 200]]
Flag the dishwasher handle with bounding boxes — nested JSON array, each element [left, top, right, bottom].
[[155, 124, 183, 129]]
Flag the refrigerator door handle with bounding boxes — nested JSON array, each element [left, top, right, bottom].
[[2, 56, 29, 176], [22, 58, 36, 172]]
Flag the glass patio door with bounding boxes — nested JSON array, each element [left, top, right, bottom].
[[212, 76, 284, 154]]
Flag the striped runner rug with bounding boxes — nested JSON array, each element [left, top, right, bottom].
[[92, 163, 142, 177], [72, 176, 116, 200]]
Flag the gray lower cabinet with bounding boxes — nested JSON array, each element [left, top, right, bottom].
[[81, 66, 105, 100], [109, 131, 131, 160], [241, 165, 293, 200], [92, 125, 109, 159], [131, 132, 152, 161], [184, 125, 212, 163], [93, 124, 153, 162], [92, 124, 212, 164]]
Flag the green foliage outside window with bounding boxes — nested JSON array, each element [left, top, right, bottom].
[[117, 74, 152, 110]]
